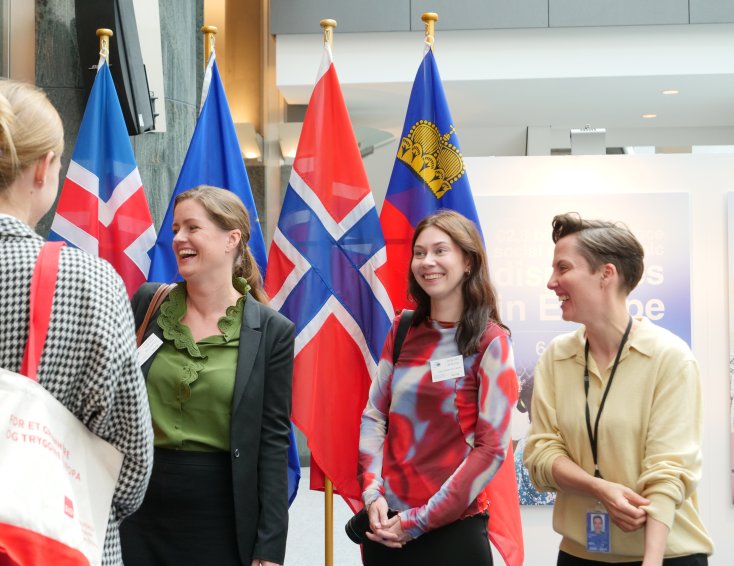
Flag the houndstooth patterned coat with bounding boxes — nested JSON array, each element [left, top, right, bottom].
[[0, 215, 154, 565]]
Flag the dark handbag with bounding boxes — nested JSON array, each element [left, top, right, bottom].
[[345, 310, 413, 544]]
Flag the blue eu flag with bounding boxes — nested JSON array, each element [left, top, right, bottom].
[[148, 53, 267, 280]]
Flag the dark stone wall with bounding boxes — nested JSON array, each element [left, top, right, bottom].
[[35, 0, 85, 235], [130, 0, 203, 226]]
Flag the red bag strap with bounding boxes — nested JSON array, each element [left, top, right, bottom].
[[20, 241, 65, 380]]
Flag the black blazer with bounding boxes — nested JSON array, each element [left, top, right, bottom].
[[133, 282, 295, 565]]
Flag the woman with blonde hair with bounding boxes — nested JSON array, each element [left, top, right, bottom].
[[0, 80, 153, 565], [120, 185, 294, 566]]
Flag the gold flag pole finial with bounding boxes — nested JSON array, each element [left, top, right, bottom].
[[320, 19, 337, 48], [96, 28, 113, 64], [422, 12, 438, 49], [200, 25, 218, 69]]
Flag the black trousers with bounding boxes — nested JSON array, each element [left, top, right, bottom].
[[362, 513, 493, 566], [558, 550, 708, 566], [120, 448, 243, 566]]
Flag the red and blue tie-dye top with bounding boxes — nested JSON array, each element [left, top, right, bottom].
[[358, 313, 517, 539]]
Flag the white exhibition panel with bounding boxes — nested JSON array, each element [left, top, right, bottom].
[[465, 154, 734, 565]]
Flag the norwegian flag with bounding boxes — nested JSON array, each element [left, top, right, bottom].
[[265, 44, 392, 508], [49, 58, 155, 297]]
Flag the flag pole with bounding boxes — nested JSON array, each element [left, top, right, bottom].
[[324, 475, 334, 566], [201, 25, 217, 68], [422, 11, 438, 50], [96, 28, 112, 63], [319, 18, 337, 566]]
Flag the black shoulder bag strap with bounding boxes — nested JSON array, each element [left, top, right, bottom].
[[393, 309, 414, 365]]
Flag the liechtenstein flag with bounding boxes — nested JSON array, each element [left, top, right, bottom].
[[49, 57, 156, 297], [265, 42, 392, 510], [379, 47, 482, 310], [147, 50, 300, 505], [379, 45, 524, 566]]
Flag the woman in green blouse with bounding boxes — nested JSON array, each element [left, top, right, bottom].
[[120, 186, 295, 566]]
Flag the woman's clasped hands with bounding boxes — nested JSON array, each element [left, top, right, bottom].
[[364, 497, 411, 548]]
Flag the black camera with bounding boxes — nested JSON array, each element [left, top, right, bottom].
[[345, 508, 371, 544]]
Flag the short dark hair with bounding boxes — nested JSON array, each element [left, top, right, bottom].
[[551, 212, 644, 295]]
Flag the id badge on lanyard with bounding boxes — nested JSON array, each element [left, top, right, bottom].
[[586, 510, 611, 553], [582, 316, 632, 554]]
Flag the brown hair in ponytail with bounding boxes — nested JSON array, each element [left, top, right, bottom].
[[174, 185, 268, 303]]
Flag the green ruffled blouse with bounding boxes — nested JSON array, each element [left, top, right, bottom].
[[146, 278, 250, 451]]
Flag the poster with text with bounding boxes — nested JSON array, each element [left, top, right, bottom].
[[476, 193, 691, 505]]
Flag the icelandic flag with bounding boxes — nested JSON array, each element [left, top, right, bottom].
[[147, 50, 267, 280], [49, 58, 155, 297], [264, 43, 392, 509], [147, 50, 300, 505], [379, 45, 524, 566]]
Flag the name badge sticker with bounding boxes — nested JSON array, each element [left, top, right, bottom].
[[430, 355, 465, 382], [137, 334, 163, 366]]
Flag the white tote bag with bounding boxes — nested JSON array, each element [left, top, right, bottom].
[[0, 242, 123, 566]]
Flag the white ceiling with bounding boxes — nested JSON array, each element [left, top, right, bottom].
[[275, 23, 734, 155]]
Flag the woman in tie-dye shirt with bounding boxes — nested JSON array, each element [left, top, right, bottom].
[[358, 210, 518, 566]]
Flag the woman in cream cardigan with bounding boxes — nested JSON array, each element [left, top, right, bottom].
[[524, 212, 712, 566]]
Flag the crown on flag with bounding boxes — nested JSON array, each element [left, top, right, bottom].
[[396, 120, 465, 198]]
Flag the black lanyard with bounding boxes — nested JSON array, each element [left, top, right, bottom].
[[584, 316, 633, 479]]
